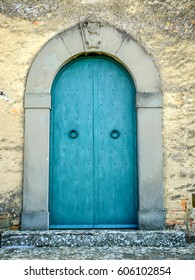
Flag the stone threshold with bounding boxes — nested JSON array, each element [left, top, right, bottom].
[[1, 230, 186, 248]]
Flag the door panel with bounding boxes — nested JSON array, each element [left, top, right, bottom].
[[50, 59, 94, 226], [49, 56, 137, 228], [95, 58, 137, 226]]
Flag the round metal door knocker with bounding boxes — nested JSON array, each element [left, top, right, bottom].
[[69, 129, 79, 139], [110, 129, 120, 139]]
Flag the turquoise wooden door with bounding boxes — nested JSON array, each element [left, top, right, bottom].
[[49, 56, 137, 229]]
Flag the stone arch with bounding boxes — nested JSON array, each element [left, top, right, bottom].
[[22, 17, 164, 230]]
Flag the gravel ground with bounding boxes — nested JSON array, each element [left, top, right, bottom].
[[0, 244, 195, 260]]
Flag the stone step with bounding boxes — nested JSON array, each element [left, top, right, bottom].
[[1, 230, 186, 248]]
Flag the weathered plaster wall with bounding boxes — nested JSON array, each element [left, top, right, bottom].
[[0, 0, 194, 232]]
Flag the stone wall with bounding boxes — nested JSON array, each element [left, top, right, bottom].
[[0, 0, 194, 232]]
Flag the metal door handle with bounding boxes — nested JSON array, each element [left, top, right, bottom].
[[110, 129, 120, 139], [69, 129, 79, 139]]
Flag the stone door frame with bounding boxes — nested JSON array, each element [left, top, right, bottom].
[[22, 17, 165, 230]]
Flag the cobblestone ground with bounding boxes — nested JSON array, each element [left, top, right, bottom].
[[0, 244, 195, 260]]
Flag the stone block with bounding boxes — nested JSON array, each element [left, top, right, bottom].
[[136, 92, 162, 108], [23, 109, 50, 212], [21, 212, 49, 230], [139, 210, 165, 230], [116, 37, 161, 93], [25, 93, 51, 109], [60, 24, 84, 56], [137, 108, 164, 211], [1, 230, 186, 248], [26, 35, 71, 94]]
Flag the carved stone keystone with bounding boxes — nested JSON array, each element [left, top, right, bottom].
[[81, 15, 104, 49]]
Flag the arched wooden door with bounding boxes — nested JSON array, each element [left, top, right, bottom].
[[49, 56, 138, 228]]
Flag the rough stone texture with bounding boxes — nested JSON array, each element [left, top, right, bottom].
[[0, 220, 10, 229], [1, 230, 186, 248], [0, 0, 195, 231], [1, 244, 195, 260]]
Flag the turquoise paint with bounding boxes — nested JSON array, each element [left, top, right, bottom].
[[49, 56, 138, 228]]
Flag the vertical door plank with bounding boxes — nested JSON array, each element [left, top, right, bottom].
[[96, 57, 137, 226], [50, 58, 94, 226]]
